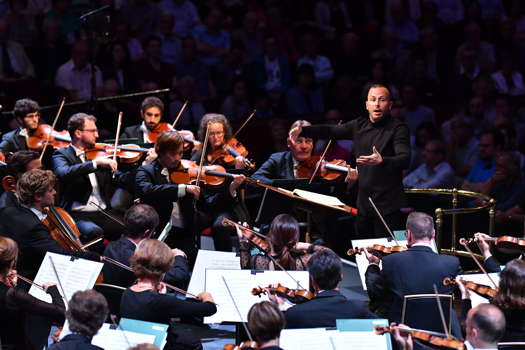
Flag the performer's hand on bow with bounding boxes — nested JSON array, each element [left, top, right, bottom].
[[229, 174, 246, 194], [392, 323, 413, 350], [345, 166, 358, 183], [288, 124, 302, 143], [42, 282, 58, 292], [364, 248, 381, 265], [172, 248, 187, 259], [473, 232, 492, 258], [185, 185, 200, 200], [143, 148, 157, 165], [357, 146, 383, 165]]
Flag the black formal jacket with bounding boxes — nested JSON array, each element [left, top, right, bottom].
[[121, 124, 144, 141], [0, 128, 28, 154], [48, 334, 103, 350], [102, 236, 190, 288], [52, 145, 124, 210], [135, 159, 236, 234], [301, 116, 410, 216], [252, 151, 295, 185], [365, 245, 462, 323], [0, 205, 99, 279], [284, 290, 375, 329]]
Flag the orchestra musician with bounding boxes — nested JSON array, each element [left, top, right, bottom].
[[0, 236, 65, 350], [247, 301, 286, 350], [0, 99, 41, 155], [237, 214, 325, 270], [364, 212, 462, 334], [120, 96, 199, 151], [52, 113, 127, 242], [120, 238, 217, 350], [102, 204, 190, 289], [135, 130, 245, 261], [458, 258, 525, 342], [0, 150, 41, 208], [0, 169, 100, 279], [269, 248, 375, 329], [290, 84, 410, 236], [189, 113, 250, 252], [48, 290, 108, 350]]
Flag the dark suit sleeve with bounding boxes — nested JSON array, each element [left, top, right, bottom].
[[0, 132, 18, 154], [484, 256, 501, 273], [300, 121, 355, 140], [252, 154, 280, 185], [382, 123, 411, 172], [365, 264, 390, 303], [25, 222, 100, 262], [135, 165, 185, 201], [8, 285, 65, 321], [121, 126, 133, 139], [163, 256, 190, 288], [52, 150, 97, 182]]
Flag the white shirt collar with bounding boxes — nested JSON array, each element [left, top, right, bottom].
[[411, 242, 433, 248], [21, 204, 47, 221]]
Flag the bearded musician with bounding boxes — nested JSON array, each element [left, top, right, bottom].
[[136, 130, 245, 262], [190, 114, 251, 252], [0, 99, 42, 155]]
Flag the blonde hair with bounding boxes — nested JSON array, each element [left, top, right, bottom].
[[130, 239, 174, 279], [0, 237, 18, 279], [17, 169, 56, 206]]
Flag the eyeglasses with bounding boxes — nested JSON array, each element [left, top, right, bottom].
[[80, 129, 98, 133], [209, 131, 224, 137]]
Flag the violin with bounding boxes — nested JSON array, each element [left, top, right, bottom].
[[463, 235, 525, 255], [252, 283, 314, 304], [208, 137, 255, 170], [84, 143, 150, 163], [44, 206, 84, 251], [347, 244, 407, 257], [169, 159, 234, 187], [221, 217, 270, 253], [374, 326, 465, 350], [27, 124, 71, 150], [145, 122, 200, 152], [295, 155, 347, 181], [223, 341, 259, 350], [443, 277, 498, 299]]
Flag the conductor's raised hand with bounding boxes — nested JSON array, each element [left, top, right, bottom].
[[356, 146, 383, 165]]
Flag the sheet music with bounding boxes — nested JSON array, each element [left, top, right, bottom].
[[92, 324, 156, 349], [458, 273, 500, 307], [203, 269, 309, 324], [292, 189, 346, 206], [187, 250, 240, 297], [280, 328, 335, 350], [29, 252, 103, 303], [329, 330, 389, 350]]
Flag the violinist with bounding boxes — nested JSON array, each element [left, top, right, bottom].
[[0, 237, 65, 350], [52, 113, 127, 242], [458, 259, 525, 342], [121, 96, 198, 147], [0, 150, 41, 209], [247, 301, 286, 350], [237, 214, 325, 270], [190, 114, 250, 252], [120, 238, 217, 350], [467, 232, 505, 273], [135, 130, 245, 261], [364, 212, 462, 334], [0, 169, 100, 279], [0, 98, 41, 155], [269, 249, 374, 329], [102, 204, 190, 289]]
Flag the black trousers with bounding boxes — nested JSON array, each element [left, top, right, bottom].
[[71, 210, 126, 242]]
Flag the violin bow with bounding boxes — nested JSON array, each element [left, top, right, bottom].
[[459, 238, 498, 289], [88, 200, 125, 227], [196, 122, 211, 186], [100, 256, 201, 299], [171, 100, 188, 129], [232, 110, 256, 139], [110, 314, 132, 349], [432, 283, 451, 339], [368, 197, 400, 246], [112, 111, 123, 164], [17, 274, 45, 291], [39, 97, 66, 162], [222, 276, 255, 342], [308, 120, 342, 184]]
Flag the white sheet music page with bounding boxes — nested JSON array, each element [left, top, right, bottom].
[[92, 324, 156, 349], [187, 250, 240, 297], [28, 252, 103, 303], [203, 269, 309, 324], [280, 328, 334, 350], [329, 330, 389, 350]]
